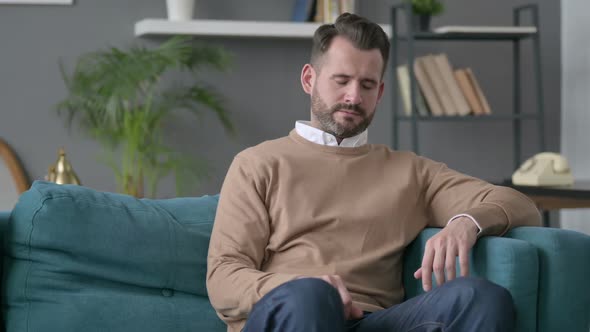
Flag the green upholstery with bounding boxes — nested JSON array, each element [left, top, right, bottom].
[[507, 227, 590, 332], [0, 181, 588, 331], [403, 229, 540, 332], [2, 181, 226, 332]]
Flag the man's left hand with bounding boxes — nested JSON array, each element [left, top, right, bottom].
[[413, 217, 478, 292]]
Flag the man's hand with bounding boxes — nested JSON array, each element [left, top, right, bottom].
[[302, 275, 364, 320], [413, 217, 478, 292]]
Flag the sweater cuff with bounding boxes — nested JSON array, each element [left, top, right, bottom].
[[447, 213, 482, 235], [459, 204, 510, 236]]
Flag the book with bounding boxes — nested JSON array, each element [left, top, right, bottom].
[[433, 54, 471, 116], [420, 54, 457, 116], [454, 69, 483, 115], [465, 68, 492, 114], [397, 65, 430, 116], [322, 0, 333, 23], [314, 0, 324, 22], [330, 0, 340, 22], [339, 0, 356, 14], [315, 0, 353, 23], [414, 57, 444, 116], [292, 0, 316, 22], [433, 25, 537, 34]]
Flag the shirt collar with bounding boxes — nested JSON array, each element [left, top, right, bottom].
[[295, 121, 368, 148]]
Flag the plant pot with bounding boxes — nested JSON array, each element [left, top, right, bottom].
[[412, 14, 431, 32], [166, 0, 195, 21]]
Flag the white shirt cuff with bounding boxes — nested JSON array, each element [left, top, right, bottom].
[[447, 213, 482, 234]]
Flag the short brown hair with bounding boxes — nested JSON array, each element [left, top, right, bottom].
[[310, 13, 390, 77]]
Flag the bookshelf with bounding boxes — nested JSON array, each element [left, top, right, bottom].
[[135, 19, 392, 39], [390, 3, 546, 170]]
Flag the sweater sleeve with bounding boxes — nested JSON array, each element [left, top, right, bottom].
[[419, 157, 541, 236], [206, 155, 300, 323]]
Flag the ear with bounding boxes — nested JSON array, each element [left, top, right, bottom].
[[301, 64, 315, 95], [376, 81, 385, 104]]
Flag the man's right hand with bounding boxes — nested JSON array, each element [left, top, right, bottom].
[[302, 275, 364, 320]]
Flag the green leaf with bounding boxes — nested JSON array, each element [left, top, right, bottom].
[[56, 36, 234, 197]]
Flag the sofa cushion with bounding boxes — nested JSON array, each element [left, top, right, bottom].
[[3, 181, 226, 332], [507, 227, 590, 332], [403, 228, 539, 332]]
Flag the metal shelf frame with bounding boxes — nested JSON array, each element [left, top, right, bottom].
[[389, 3, 546, 170]]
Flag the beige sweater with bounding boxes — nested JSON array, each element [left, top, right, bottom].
[[206, 130, 541, 332]]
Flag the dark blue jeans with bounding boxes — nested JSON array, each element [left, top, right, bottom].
[[242, 277, 514, 332]]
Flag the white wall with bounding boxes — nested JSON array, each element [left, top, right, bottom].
[[560, 0, 590, 235]]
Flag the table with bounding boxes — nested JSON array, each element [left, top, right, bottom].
[[497, 180, 590, 227]]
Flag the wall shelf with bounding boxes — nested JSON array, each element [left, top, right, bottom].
[[398, 31, 536, 41], [395, 113, 540, 122], [135, 19, 392, 39]]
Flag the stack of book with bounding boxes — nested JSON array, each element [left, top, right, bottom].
[[292, 0, 356, 23], [397, 53, 492, 117]]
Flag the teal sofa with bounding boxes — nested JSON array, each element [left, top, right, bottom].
[[0, 181, 589, 332]]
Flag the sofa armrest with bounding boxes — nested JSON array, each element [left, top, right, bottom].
[[0, 210, 9, 249], [403, 228, 540, 332], [506, 227, 590, 332], [0, 211, 9, 330], [0, 211, 9, 226]]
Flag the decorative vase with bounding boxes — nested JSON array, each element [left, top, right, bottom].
[[47, 148, 81, 185], [412, 14, 431, 32], [166, 0, 195, 21]]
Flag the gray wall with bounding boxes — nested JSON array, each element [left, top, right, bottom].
[[560, 0, 590, 235], [0, 0, 560, 198]]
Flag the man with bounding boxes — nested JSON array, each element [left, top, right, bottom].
[[207, 13, 540, 332]]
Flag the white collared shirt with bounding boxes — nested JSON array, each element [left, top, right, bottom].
[[295, 121, 367, 147]]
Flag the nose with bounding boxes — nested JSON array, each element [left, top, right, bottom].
[[344, 83, 362, 105]]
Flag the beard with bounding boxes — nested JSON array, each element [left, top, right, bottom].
[[311, 89, 374, 139]]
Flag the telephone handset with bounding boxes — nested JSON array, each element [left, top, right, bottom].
[[512, 152, 574, 186]]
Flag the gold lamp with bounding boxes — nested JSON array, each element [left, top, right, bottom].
[[47, 148, 81, 185]]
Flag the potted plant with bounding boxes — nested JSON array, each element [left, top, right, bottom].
[[406, 0, 444, 31], [57, 36, 234, 198]]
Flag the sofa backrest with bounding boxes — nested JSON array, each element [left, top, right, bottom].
[[2, 181, 226, 332]]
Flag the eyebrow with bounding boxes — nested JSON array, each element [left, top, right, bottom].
[[330, 74, 378, 86]]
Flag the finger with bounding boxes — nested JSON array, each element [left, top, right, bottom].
[[459, 246, 470, 277], [433, 245, 446, 287], [331, 276, 354, 318], [421, 243, 435, 292], [445, 244, 457, 282], [350, 304, 364, 319], [333, 276, 351, 305], [319, 275, 334, 287], [414, 268, 422, 279]]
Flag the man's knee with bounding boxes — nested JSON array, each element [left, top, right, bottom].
[[447, 277, 514, 317], [245, 278, 345, 332], [265, 278, 343, 312]]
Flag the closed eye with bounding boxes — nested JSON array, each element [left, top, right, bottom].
[[332, 74, 350, 85], [361, 79, 378, 90], [333, 78, 349, 85], [331, 75, 378, 89]]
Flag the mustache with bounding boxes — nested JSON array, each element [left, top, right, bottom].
[[330, 103, 366, 115]]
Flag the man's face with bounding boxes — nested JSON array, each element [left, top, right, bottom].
[[301, 36, 385, 139]]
